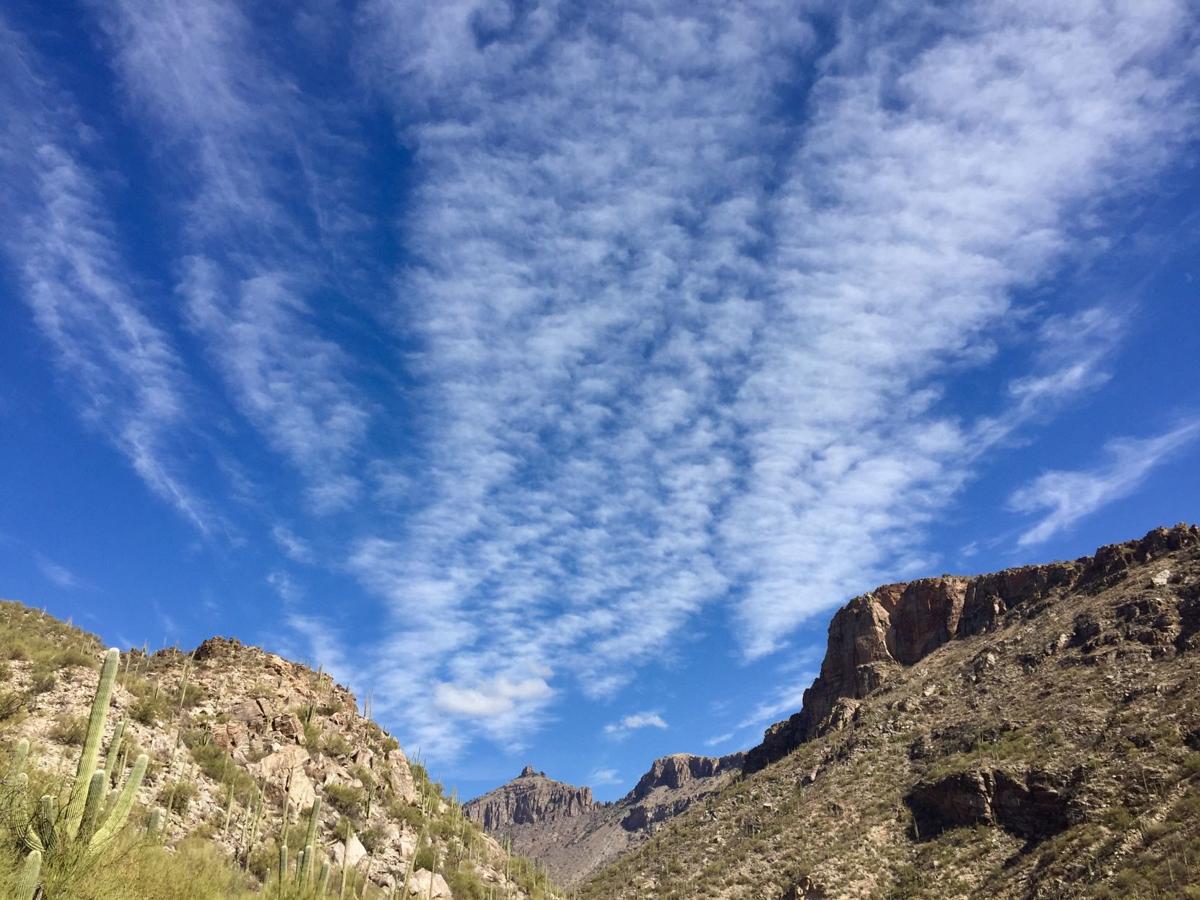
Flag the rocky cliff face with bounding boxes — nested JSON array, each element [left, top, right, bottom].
[[466, 766, 595, 830], [745, 524, 1200, 773], [629, 752, 743, 800], [465, 751, 742, 886], [581, 524, 1200, 899]]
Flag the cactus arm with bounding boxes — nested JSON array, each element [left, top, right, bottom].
[[28, 795, 57, 854], [79, 769, 107, 841], [15, 848, 41, 900], [91, 752, 147, 847], [147, 806, 164, 837], [13, 737, 29, 771], [64, 647, 119, 839], [304, 797, 322, 881], [102, 718, 126, 784]]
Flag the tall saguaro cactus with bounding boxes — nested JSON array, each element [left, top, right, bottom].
[[63, 647, 119, 839], [15, 647, 151, 900]]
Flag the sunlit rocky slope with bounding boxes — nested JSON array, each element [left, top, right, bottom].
[[0, 606, 560, 899], [571, 524, 1200, 898]]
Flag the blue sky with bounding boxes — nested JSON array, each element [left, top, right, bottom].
[[0, 0, 1198, 801]]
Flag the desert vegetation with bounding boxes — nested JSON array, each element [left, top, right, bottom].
[[0, 602, 561, 899]]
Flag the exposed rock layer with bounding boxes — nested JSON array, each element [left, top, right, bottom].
[[745, 525, 1200, 772]]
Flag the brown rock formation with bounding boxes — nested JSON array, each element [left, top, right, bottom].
[[745, 524, 1200, 773], [629, 752, 744, 799], [906, 769, 1078, 842], [466, 752, 742, 886], [465, 768, 595, 830]]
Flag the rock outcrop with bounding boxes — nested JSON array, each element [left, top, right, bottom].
[[466, 767, 595, 830], [466, 751, 741, 886], [0, 606, 549, 899], [906, 769, 1078, 842], [629, 752, 744, 800], [745, 524, 1200, 773]]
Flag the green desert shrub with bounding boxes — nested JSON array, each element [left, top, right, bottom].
[[320, 733, 352, 758], [0, 691, 25, 722], [323, 782, 362, 818], [130, 693, 170, 725], [48, 713, 87, 746], [159, 779, 200, 815]]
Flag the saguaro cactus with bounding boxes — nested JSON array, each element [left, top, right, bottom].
[[102, 717, 126, 785], [302, 797, 322, 884], [15, 848, 41, 900], [92, 752, 149, 847], [64, 648, 119, 839], [13, 647, 151, 900]]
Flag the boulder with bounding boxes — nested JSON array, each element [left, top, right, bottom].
[[273, 712, 304, 742], [254, 746, 316, 808], [332, 832, 367, 869], [405, 870, 451, 898]]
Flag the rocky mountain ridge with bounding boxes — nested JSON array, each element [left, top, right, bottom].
[[468, 767, 596, 831], [744, 523, 1198, 773], [0, 606, 560, 899], [465, 751, 742, 886], [579, 523, 1200, 898]]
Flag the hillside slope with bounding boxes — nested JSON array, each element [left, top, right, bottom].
[[580, 524, 1200, 899], [0, 605, 560, 899], [465, 753, 742, 886]]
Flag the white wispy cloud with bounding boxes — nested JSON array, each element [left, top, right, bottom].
[[434, 676, 554, 720], [271, 524, 315, 565], [266, 571, 304, 604], [604, 712, 669, 740], [9, 0, 1195, 768], [34, 553, 84, 590], [588, 767, 622, 787], [0, 19, 210, 532], [736, 677, 816, 731], [1010, 422, 1200, 547], [94, 0, 374, 512], [284, 611, 360, 690], [722, 0, 1198, 657]]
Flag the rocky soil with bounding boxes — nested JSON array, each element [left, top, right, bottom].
[[579, 524, 1200, 899], [465, 753, 743, 887]]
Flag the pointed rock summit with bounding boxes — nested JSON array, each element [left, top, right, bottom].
[[464, 751, 742, 886], [464, 769, 594, 831]]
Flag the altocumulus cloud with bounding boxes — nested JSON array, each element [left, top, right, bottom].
[[349, 0, 1199, 754], [1, 0, 1197, 763]]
